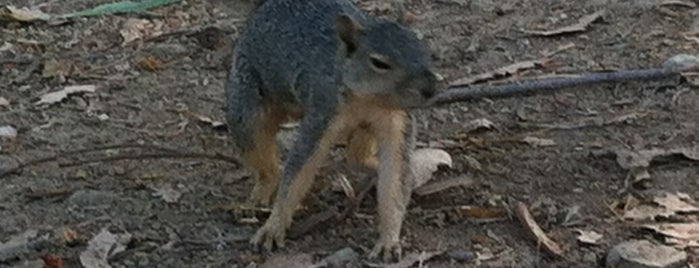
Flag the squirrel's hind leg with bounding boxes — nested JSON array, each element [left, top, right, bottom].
[[226, 60, 283, 207]]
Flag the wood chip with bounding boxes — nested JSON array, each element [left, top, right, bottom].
[[515, 201, 565, 258]]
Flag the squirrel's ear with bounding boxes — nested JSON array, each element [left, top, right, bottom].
[[336, 14, 363, 56]]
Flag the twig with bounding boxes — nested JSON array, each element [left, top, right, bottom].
[[0, 143, 239, 178], [288, 175, 378, 238], [57, 152, 238, 167], [430, 68, 683, 105], [515, 201, 566, 259]]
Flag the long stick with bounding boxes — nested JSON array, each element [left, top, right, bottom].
[[429, 63, 697, 105]]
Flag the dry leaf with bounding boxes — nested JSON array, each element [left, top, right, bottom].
[[120, 18, 164, 46], [598, 146, 699, 183], [522, 136, 556, 147], [523, 10, 605, 37], [450, 59, 550, 86], [654, 192, 699, 213], [410, 148, 453, 189], [0, 5, 50, 21], [0, 125, 17, 139], [137, 55, 163, 71], [79, 228, 131, 268], [42, 58, 74, 78], [576, 230, 603, 245], [623, 192, 698, 221], [41, 255, 64, 268], [463, 118, 496, 133], [150, 183, 182, 203], [35, 85, 97, 106], [661, 0, 697, 8], [643, 223, 699, 244]]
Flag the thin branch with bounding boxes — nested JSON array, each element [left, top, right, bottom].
[[430, 68, 681, 105], [57, 152, 239, 167], [0, 143, 240, 178]]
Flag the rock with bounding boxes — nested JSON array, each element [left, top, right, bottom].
[[321, 247, 359, 267], [446, 249, 477, 262], [663, 54, 699, 71], [0, 230, 38, 262], [606, 240, 687, 268]]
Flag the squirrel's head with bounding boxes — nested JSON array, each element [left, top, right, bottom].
[[335, 14, 439, 109]]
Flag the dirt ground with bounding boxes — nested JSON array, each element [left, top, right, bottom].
[[1, 0, 698, 267]]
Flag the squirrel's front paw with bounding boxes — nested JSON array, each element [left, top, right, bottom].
[[368, 237, 402, 262], [250, 216, 287, 251]]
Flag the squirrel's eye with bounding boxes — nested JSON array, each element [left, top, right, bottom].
[[370, 57, 392, 70]]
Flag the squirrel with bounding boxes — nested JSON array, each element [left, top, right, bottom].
[[225, 0, 438, 260]]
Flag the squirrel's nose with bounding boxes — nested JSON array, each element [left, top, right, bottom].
[[420, 86, 436, 98]]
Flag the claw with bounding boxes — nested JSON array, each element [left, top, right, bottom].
[[368, 238, 402, 262], [250, 215, 288, 252]]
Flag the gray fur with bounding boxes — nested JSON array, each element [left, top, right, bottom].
[[225, 0, 437, 258]]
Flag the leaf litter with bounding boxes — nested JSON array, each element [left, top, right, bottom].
[[79, 228, 132, 268], [576, 230, 603, 245], [522, 10, 605, 37], [450, 58, 551, 87], [409, 148, 453, 190], [35, 85, 97, 106]]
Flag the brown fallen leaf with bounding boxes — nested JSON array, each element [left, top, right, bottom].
[[515, 201, 565, 258], [35, 85, 97, 106], [523, 10, 605, 37], [576, 229, 603, 245], [41, 254, 64, 268], [623, 192, 698, 221], [120, 18, 165, 46], [410, 148, 452, 190], [642, 223, 699, 246], [137, 55, 163, 71], [654, 192, 699, 213], [594, 146, 699, 183], [42, 58, 74, 78], [450, 59, 550, 86]]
